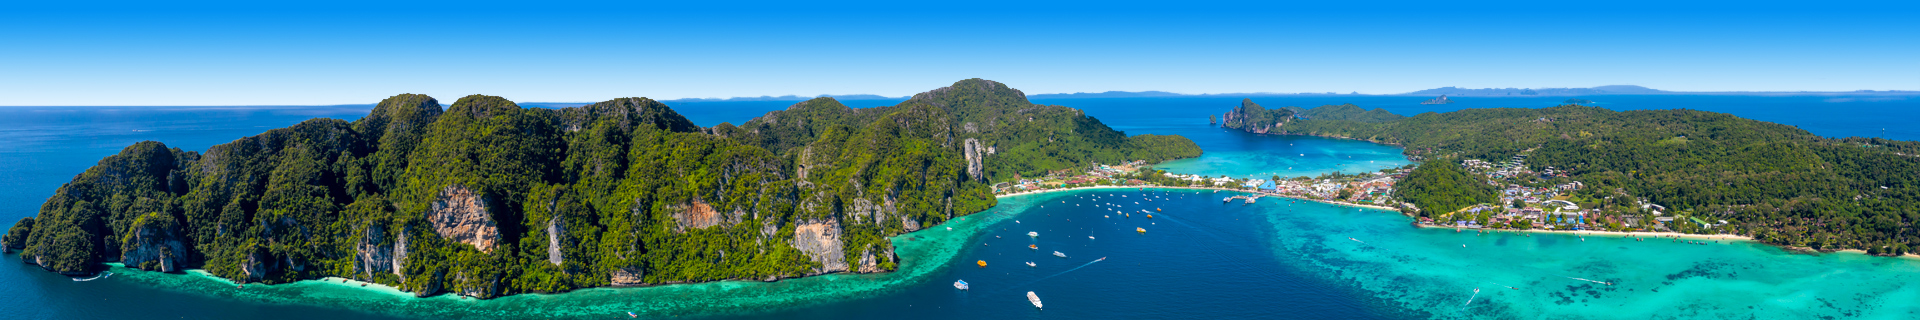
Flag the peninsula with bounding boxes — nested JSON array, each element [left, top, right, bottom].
[[1222, 102, 1920, 256], [0, 79, 1201, 298]]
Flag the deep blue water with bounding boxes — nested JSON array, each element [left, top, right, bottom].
[[1, 94, 1916, 319]]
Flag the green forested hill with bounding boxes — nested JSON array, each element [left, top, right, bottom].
[[1269, 105, 1920, 253], [6, 79, 1201, 297]]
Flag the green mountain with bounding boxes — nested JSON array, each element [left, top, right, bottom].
[[1262, 105, 1920, 254], [1295, 104, 1406, 123], [4, 79, 1200, 298]]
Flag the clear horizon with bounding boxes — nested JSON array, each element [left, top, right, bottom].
[[3, 1, 1916, 105]]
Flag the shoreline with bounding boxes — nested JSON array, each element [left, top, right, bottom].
[[996, 185, 1402, 212]]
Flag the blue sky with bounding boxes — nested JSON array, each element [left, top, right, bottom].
[[3, 1, 1916, 105]]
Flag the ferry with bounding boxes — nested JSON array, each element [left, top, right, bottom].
[[954, 279, 969, 290], [1053, 251, 1066, 258], [1028, 291, 1044, 309]]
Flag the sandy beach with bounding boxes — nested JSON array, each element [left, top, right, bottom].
[[996, 185, 1401, 212]]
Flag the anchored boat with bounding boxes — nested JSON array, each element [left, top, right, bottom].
[[954, 279, 969, 290], [1053, 251, 1066, 258], [1028, 291, 1044, 309]]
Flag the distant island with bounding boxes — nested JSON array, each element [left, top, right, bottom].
[[1223, 103, 1920, 256], [1563, 98, 1594, 105], [1024, 86, 1920, 99], [1420, 95, 1453, 105], [0, 79, 1201, 298]]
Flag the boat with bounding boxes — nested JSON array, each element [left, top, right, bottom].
[[71, 271, 112, 281], [955, 279, 970, 290], [1156, 208, 1161, 212], [1137, 227, 1146, 233], [1028, 231, 1038, 237], [628, 311, 639, 318], [1222, 197, 1231, 203], [1053, 251, 1066, 258], [977, 260, 988, 267], [1029, 244, 1038, 250], [1026, 261, 1036, 267], [1028, 291, 1044, 309], [1147, 214, 1153, 219], [1096, 256, 1106, 262]]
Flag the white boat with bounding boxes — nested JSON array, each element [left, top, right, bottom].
[[1053, 251, 1066, 258], [1026, 261, 1036, 267], [71, 271, 112, 281], [954, 279, 969, 290], [1028, 291, 1044, 309], [1028, 231, 1039, 237]]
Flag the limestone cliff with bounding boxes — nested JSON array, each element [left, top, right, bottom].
[[120, 212, 188, 272], [1222, 98, 1295, 134], [426, 185, 500, 253], [353, 222, 394, 279], [791, 219, 848, 274]]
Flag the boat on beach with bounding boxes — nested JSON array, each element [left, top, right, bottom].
[[1028, 291, 1044, 309]]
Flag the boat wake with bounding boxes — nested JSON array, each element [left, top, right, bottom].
[[72, 272, 112, 281], [1002, 257, 1108, 291]]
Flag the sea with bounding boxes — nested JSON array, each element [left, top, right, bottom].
[[0, 94, 1916, 319]]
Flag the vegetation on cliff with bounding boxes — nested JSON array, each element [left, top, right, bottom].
[[8, 79, 1202, 297], [1220, 99, 1295, 134], [1261, 105, 1920, 253]]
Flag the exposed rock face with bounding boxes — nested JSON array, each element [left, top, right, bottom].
[[856, 247, 877, 273], [427, 185, 499, 253], [241, 251, 272, 282], [609, 267, 645, 286], [354, 222, 394, 278], [1221, 98, 1294, 134], [963, 138, 986, 181], [546, 215, 564, 266], [392, 227, 409, 279], [670, 200, 722, 231], [791, 219, 848, 274], [121, 213, 187, 272]]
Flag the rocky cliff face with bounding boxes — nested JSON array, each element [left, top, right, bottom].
[[791, 219, 848, 274], [963, 138, 986, 181], [545, 215, 564, 266], [670, 200, 723, 231], [120, 213, 188, 272], [426, 185, 500, 253], [353, 222, 394, 279], [609, 267, 645, 286], [1222, 98, 1294, 134]]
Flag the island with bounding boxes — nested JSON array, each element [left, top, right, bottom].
[[1223, 103, 1920, 256], [0, 79, 1202, 298], [1420, 95, 1453, 105]]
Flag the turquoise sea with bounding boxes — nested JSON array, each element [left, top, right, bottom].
[[1, 94, 1916, 319]]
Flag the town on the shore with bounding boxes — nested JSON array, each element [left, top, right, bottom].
[[993, 156, 1732, 235]]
